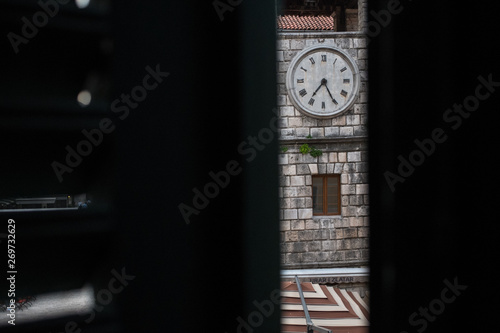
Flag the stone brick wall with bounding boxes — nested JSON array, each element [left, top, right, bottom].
[[277, 32, 369, 269]]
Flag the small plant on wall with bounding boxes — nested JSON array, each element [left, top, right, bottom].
[[300, 143, 322, 158]]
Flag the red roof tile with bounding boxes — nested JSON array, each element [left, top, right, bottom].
[[277, 15, 335, 31]]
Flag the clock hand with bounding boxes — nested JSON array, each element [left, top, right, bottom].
[[312, 83, 323, 97], [325, 84, 335, 102], [312, 78, 328, 97]]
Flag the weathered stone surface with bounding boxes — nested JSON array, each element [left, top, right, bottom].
[[278, 31, 369, 269]]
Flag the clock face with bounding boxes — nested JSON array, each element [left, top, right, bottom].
[[286, 45, 360, 118]]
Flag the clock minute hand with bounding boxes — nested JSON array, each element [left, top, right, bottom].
[[324, 84, 335, 102]]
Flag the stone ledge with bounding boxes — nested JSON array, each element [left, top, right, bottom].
[[281, 259, 368, 270], [277, 31, 366, 39], [279, 136, 368, 145]]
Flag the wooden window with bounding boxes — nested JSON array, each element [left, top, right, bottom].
[[312, 175, 341, 215]]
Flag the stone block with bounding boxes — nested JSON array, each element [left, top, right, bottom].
[[344, 228, 358, 238], [276, 51, 284, 62], [298, 230, 315, 241], [278, 62, 289, 73], [325, 126, 340, 137], [355, 162, 369, 173], [282, 165, 297, 176], [358, 227, 369, 238], [302, 252, 321, 263], [358, 48, 368, 60], [291, 220, 305, 230], [353, 38, 367, 48], [299, 209, 313, 220], [353, 125, 367, 136], [328, 152, 338, 163], [276, 73, 286, 84], [276, 39, 290, 50], [349, 216, 364, 227], [332, 116, 346, 126], [340, 126, 354, 136], [307, 241, 321, 252], [341, 184, 356, 195], [296, 127, 310, 137], [285, 231, 298, 242], [327, 164, 335, 174], [278, 154, 288, 165], [283, 209, 298, 220], [290, 39, 305, 50], [356, 184, 369, 194], [346, 115, 360, 125], [277, 94, 287, 106], [292, 241, 307, 253], [308, 163, 318, 175], [285, 253, 301, 264], [280, 128, 295, 138], [290, 197, 305, 209], [284, 50, 298, 61], [277, 118, 288, 128], [290, 175, 305, 186], [280, 105, 295, 116], [305, 218, 319, 229], [288, 117, 303, 127], [296, 164, 310, 175], [311, 128, 324, 137], [349, 195, 364, 205], [279, 176, 289, 187], [322, 240, 336, 251], [345, 250, 361, 260], [280, 220, 290, 231], [343, 163, 355, 172]]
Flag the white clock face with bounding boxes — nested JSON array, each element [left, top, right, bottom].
[[286, 45, 359, 118]]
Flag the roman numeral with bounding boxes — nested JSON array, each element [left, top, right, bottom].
[[297, 78, 304, 83], [340, 67, 347, 72], [321, 101, 325, 109], [308, 98, 315, 106], [340, 90, 348, 97], [299, 89, 307, 97], [309, 57, 315, 64], [300, 66, 307, 72], [343, 79, 350, 84], [321, 55, 327, 62]]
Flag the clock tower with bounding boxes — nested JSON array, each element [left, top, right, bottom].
[[278, 0, 369, 296]]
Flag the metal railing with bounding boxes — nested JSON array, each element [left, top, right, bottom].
[[294, 275, 333, 333]]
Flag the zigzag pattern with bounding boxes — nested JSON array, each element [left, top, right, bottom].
[[281, 281, 369, 333]]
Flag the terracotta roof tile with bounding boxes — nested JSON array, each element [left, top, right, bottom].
[[277, 15, 335, 31]]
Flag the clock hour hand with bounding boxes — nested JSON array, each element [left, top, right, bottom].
[[312, 83, 323, 97], [312, 78, 328, 97]]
